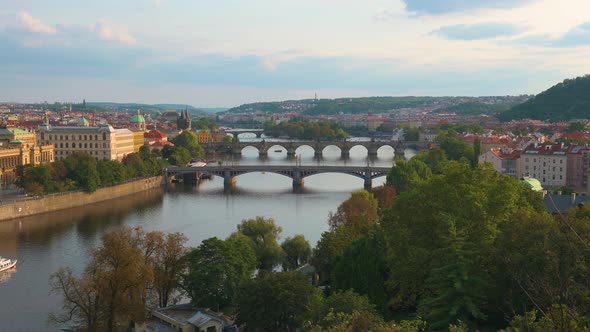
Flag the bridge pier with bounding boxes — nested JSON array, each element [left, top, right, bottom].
[[364, 171, 372, 190], [367, 147, 378, 157], [292, 169, 305, 188], [223, 170, 236, 186], [287, 148, 296, 157], [341, 148, 350, 158], [314, 149, 323, 158]]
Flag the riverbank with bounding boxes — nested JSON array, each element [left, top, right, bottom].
[[0, 176, 163, 221]]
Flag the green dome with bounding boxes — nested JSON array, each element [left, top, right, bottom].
[[9, 140, 23, 144], [131, 111, 146, 123], [521, 176, 543, 192], [78, 116, 89, 125]]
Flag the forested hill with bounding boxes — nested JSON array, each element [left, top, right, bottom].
[[225, 96, 527, 115], [498, 75, 590, 122], [225, 97, 440, 115]]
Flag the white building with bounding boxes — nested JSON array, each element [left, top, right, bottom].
[[37, 124, 135, 161], [519, 143, 568, 187]]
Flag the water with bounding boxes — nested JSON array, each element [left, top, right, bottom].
[[0, 141, 414, 331]]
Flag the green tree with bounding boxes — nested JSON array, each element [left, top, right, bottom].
[[63, 152, 101, 192], [236, 271, 321, 332], [331, 231, 389, 316], [22, 165, 55, 194], [418, 221, 487, 330], [183, 236, 257, 310], [235, 216, 285, 271], [122, 153, 148, 178], [97, 159, 127, 185], [281, 235, 312, 271], [386, 159, 432, 193], [168, 146, 191, 166], [404, 128, 420, 141], [172, 130, 204, 158]]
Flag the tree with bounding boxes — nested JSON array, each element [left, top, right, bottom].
[[63, 152, 101, 192], [331, 231, 389, 316], [149, 232, 189, 308], [382, 162, 548, 317], [122, 153, 148, 178], [22, 165, 55, 194], [139, 145, 151, 160], [168, 146, 191, 166], [371, 185, 396, 215], [565, 121, 587, 134], [97, 159, 126, 185], [172, 130, 204, 158], [51, 227, 154, 332], [305, 290, 383, 330], [236, 272, 321, 332], [473, 136, 481, 158], [403, 128, 420, 141], [328, 190, 378, 234], [281, 235, 312, 271], [235, 216, 285, 271], [183, 236, 256, 310], [222, 135, 233, 143], [386, 159, 432, 193]]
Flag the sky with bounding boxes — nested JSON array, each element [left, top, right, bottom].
[[1, 0, 590, 107]]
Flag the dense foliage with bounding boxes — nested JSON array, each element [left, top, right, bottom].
[[20, 149, 162, 194], [434, 101, 518, 115], [264, 120, 349, 140], [498, 75, 590, 122]]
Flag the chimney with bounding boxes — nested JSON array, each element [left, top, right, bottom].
[[572, 192, 577, 205]]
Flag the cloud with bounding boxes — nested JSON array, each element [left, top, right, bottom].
[[432, 22, 524, 40], [513, 22, 590, 47], [402, 0, 534, 15], [94, 20, 136, 45], [16, 11, 56, 34]]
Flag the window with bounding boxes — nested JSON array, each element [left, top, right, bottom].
[[65, 143, 68, 148], [95, 135, 98, 140], [560, 160, 563, 164], [79, 135, 82, 140], [72, 143, 76, 148], [103, 133, 107, 140], [84, 143, 87, 148], [84, 135, 87, 140], [543, 162, 546, 167], [553, 167, 555, 172], [60, 143, 63, 148]]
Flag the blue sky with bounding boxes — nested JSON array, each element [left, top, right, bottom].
[[1, 0, 590, 107]]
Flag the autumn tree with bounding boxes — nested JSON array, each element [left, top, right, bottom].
[[50, 227, 188, 332], [328, 190, 378, 234], [281, 235, 312, 271]]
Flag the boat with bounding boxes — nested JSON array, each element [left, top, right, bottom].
[[0, 257, 17, 272], [274, 149, 282, 152]]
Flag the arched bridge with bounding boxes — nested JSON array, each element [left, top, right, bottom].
[[224, 128, 265, 138], [201, 140, 432, 157], [166, 165, 391, 189]]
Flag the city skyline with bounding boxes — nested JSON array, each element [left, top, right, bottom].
[[2, 0, 590, 107]]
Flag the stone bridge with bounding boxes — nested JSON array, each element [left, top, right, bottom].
[[201, 140, 432, 158], [224, 128, 265, 138], [166, 165, 391, 189]]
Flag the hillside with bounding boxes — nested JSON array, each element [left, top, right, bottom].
[[498, 75, 590, 122], [433, 101, 522, 116], [226, 97, 445, 115]]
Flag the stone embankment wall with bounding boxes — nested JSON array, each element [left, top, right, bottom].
[[0, 176, 163, 221]]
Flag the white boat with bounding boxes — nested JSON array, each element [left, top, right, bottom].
[[0, 257, 17, 272]]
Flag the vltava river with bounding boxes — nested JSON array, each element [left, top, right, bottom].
[[0, 140, 413, 331]]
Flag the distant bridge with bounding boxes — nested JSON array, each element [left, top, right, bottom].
[[165, 165, 392, 189], [201, 140, 434, 158], [224, 128, 265, 138]]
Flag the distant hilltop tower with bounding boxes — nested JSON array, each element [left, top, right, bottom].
[[82, 99, 86, 110], [177, 108, 191, 131]]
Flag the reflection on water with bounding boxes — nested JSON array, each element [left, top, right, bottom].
[[0, 267, 16, 285]]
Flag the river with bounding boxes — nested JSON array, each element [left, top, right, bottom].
[[0, 139, 415, 331]]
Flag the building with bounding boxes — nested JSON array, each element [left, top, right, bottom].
[[177, 109, 191, 131], [0, 144, 54, 187], [566, 145, 590, 190], [0, 127, 36, 147], [135, 304, 237, 332], [36, 124, 136, 161], [195, 129, 213, 144], [130, 111, 147, 132], [479, 148, 521, 179], [519, 143, 568, 187], [419, 130, 438, 143]]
